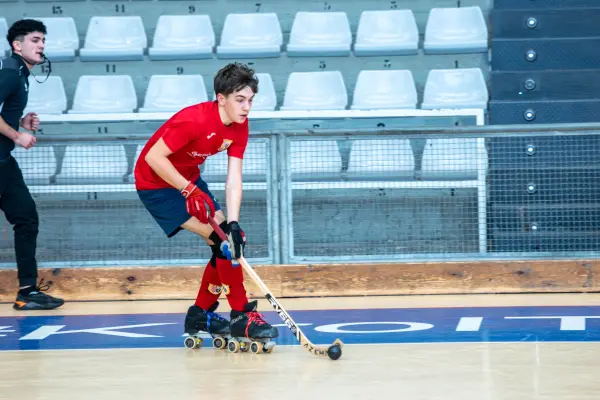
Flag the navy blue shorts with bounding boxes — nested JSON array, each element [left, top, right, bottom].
[[137, 177, 221, 238]]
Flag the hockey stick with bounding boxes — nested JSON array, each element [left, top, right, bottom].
[[208, 216, 343, 360]]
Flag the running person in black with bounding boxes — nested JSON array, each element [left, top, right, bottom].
[[1, 19, 64, 310]]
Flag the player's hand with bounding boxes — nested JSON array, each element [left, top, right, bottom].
[[227, 221, 246, 261], [181, 181, 215, 224], [21, 113, 40, 131], [14, 132, 37, 150]]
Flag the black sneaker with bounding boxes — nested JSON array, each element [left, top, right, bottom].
[[13, 279, 64, 310]]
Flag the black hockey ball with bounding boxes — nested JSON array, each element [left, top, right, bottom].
[[327, 344, 342, 361]]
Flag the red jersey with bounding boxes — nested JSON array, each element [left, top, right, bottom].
[[134, 101, 249, 190]]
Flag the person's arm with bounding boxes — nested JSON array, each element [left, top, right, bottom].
[[225, 156, 243, 222], [0, 116, 19, 142], [144, 138, 189, 191], [0, 70, 21, 142]]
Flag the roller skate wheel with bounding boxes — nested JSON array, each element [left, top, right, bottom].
[[213, 337, 227, 350], [263, 341, 276, 353], [228, 339, 240, 353], [250, 341, 263, 354], [240, 342, 250, 353], [184, 336, 202, 349]]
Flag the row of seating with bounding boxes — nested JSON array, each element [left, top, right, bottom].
[[1, 8, 488, 61], [13, 139, 484, 184], [26, 68, 488, 114]]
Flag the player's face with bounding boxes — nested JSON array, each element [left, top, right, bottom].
[[220, 86, 255, 124], [13, 32, 45, 66]]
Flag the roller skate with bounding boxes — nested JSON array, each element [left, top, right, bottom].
[[227, 300, 279, 355], [183, 301, 231, 350]]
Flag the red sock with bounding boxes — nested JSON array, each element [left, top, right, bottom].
[[215, 258, 248, 312], [194, 259, 224, 310]]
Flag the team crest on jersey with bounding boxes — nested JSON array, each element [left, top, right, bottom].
[[218, 139, 233, 152], [208, 284, 223, 295]]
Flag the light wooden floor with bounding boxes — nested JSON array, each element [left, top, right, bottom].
[[1, 294, 600, 400]]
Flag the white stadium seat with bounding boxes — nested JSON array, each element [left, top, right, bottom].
[[217, 13, 282, 58], [424, 7, 488, 54], [354, 10, 419, 56], [149, 15, 215, 60], [290, 140, 343, 174], [11, 146, 57, 184], [33, 17, 79, 61], [287, 12, 351, 56], [55, 145, 129, 184], [70, 75, 137, 113], [25, 76, 67, 114], [140, 75, 208, 113], [282, 71, 347, 111], [252, 73, 277, 111], [80, 16, 146, 61], [421, 68, 488, 110], [348, 139, 414, 174], [351, 70, 417, 110]]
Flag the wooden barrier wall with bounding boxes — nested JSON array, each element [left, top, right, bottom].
[[1, 259, 599, 302]]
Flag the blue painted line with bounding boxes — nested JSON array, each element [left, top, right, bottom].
[[1, 306, 600, 351]]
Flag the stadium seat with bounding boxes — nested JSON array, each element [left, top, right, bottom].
[[217, 13, 282, 58], [290, 140, 343, 174], [70, 75, 137, 113], [281, 71, 347, 111], [351, 70, 417, 110], [421, 138, 483, 180], [421, 68, 488, 110], [55, 145, 129, 184], [33, 17, 78, 62], [11, 146, 57, 184], [354, 10, 418, 56], [252, 73, 277, 111], [424, 7, 488, 54], [0, 18, 8, 57], [149, 15, 214, 60], [202, 141, 267, 178], [348, 139, 414, 175], [80, 16, 146, 61], [139, 75, 208, 113], [24, 76, 67, 114], [287, 12, 351, 57]]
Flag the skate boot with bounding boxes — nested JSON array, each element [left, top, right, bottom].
[[183, 301, 231, 350], [227, 300, 279, 354]]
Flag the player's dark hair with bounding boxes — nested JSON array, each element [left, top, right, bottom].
[[7, 19, 47, 51], [214, 63, 259, 97]]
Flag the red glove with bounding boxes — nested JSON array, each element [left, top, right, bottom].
[[181, 181, 215, 224]]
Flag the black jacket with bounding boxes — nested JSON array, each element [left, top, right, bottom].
[[0, 53, 30, 159]]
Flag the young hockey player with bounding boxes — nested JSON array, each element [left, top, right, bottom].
[[134, 63, 278, 349]]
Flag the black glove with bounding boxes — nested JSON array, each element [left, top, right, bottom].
[[227, 221, 246, 260]]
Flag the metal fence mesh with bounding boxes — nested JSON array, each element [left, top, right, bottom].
[[0, 138, 272, 266], [487, 134, 600, 253], [2, 127, 600, 267], [285, 136, 486, 261]]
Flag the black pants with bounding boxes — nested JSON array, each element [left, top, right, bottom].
[[0, 156, 39, 288]]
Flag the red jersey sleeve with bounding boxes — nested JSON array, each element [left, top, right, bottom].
[[227, 122, 249, 159], [161, 120, 200, 154]]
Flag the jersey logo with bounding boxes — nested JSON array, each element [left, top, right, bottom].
[[218, 139, 233, 152], [207, 132, 216, 139], [187, 151, 211, 159]]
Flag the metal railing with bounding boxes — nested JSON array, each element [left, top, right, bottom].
[[21, 109, 600, 268]]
